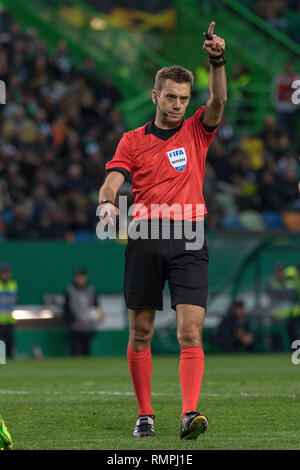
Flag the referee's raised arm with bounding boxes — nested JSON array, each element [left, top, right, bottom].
[[202, 21, 227, 127]]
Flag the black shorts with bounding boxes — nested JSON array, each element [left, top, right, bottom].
[[124, 223, 209, 311]]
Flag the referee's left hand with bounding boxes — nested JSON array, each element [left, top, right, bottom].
[[99, 202, 119, 226], [203, 21, 225, 57]]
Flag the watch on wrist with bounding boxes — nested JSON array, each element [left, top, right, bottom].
[[99, 199, 114, 207]]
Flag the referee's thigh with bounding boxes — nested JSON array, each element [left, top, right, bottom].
[[124, 237, 166, 311], [168, 239, 209, 311]]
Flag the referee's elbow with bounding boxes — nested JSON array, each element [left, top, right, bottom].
[[213, 95, 227, 106], [207, 96, 227, 109]]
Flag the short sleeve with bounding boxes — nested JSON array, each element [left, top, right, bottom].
[[105, 132, 133, 173], [190, 106, 219, 148]]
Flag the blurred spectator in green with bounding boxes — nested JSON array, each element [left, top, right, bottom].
[[284, 265, 300, 344], [195, 58, 210, 104], [230, 65, 252, 128], [266, 262, 299, 350], [0, 263, 18, 358]]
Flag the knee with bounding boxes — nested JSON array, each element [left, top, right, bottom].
[[129, 324, 154, 350], [177, 325, 202, 349]]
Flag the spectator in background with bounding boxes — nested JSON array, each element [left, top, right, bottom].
[[5, 204, 34, 239], [266, 262, 298, 351], [260, 115, 290, 159], [212, 300, 254, 352], [282, 264, 300, 344], [28, 184, 55, 230], [255, 0, 289, 34], [0, 263, 18, 358], [266, 263, 297, 310], [231, 65, 251, 102], [194, 58, 210, 105], [0, 9, 125, 241], [272, 62, 299, 139], [63, 163, 91, 194], [278, 161, 299, 208], [258, 170, 281, 211], [39, 206, 71, 240], [0, 179, 12, 233], [216, 113, 235, 150], [64, 268, 103, 356], [0, 8, 298, 240], [285, 2, 300, 44]]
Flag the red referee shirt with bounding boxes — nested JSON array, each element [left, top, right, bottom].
[[106, 106, 218, 221]]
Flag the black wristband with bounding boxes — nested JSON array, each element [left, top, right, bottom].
[[209, 57, 226, 67], [209, 52, 224, 60]]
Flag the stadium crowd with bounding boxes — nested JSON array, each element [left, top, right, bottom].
[[0, 9, 124, 241], [0, 9, 299, 240], [204, 110, 300, 231], [242, 0, 300, 44]]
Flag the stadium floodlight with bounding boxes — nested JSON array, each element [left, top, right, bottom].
[[12, 309, 54, 320]]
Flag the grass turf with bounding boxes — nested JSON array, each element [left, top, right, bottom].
[[0, 354, 299, 450]]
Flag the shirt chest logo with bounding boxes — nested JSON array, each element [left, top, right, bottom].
[[167, 147, 187, 172]]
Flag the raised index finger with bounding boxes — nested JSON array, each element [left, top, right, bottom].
[[208, 21, 215, 36]]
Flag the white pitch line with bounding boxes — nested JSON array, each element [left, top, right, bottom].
[[77, 391, 299, 398], [81, 391, 174, 397], [0, 390, 298, 398]]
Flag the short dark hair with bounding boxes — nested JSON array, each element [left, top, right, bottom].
[[154, 65, 194, 92], [0, 262, 11, 271], [75, 267, 87, 276]]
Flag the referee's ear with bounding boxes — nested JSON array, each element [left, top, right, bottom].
[[152, 89, 158, 105]]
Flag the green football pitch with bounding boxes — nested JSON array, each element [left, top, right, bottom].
[[1, 354, 299, 450]]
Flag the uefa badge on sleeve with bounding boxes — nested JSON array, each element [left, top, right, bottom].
[[167, 147, 187, 171]]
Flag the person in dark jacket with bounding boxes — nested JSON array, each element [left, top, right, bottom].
[[64, 267, 103, 356], [212, 300, 254, 352]]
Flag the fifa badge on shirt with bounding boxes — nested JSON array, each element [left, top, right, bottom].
[[167, 147, 187, 172]]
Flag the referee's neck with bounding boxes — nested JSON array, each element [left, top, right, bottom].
[[154, 116, 183, 130]]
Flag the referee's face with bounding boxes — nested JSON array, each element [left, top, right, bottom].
[[153, 79, 191, 126]]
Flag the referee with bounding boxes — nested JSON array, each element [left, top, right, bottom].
[[99, 22, 227, 440]]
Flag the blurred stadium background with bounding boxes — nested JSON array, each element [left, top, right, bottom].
[[0, 0, 300, 359]]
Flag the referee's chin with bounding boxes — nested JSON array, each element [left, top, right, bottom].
[[165, 114, 182, 126]]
